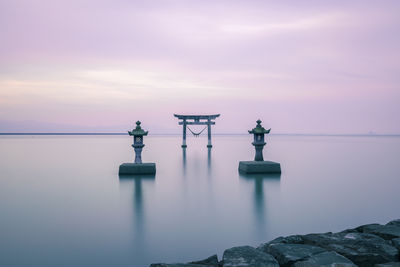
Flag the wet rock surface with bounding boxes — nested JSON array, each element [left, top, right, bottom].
[[189, 255, 220, 267], [375, 262, 400, 267], [302, 232, 398, 266], [151, 219, 400, 267], [150, 264, 213, 267], [150, 255, 221, 267], [292, 251, 357, 267], [392, 238, 400, 250], [259, 243, 325, 267], [387, 220, 400, 227], [258, 235, 304, 248], [355, 224, 400, 240], [222, 246, 279, 267]]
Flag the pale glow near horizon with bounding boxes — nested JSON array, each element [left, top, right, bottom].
[[0, 1, 399, 133]]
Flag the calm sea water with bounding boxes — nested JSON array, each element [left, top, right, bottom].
[[0, 134, 399, 266]]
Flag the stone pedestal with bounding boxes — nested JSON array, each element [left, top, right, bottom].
[[239, 161, 281, 174], [119, 163, 156, 175]]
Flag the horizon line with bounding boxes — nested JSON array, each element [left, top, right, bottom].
[[1, 133, 400, 137]]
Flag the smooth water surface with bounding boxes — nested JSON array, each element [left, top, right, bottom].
[[0, 135, 399, 266]]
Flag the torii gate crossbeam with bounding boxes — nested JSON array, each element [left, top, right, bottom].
[[174, 114, 220, 148]]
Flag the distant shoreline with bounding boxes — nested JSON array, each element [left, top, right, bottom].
[[1, 133, 400, 137]]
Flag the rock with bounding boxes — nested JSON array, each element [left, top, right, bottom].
[[258, 235, 304, 247], [387, 219, 400, 227], [302, 232, 399, 267], [392, 238, 400, 250], [222, 245, 279, 267], [150, 256, 219, 267], [356, 223, 400, 240], [257, 235, 304, 253], [340, 228, 360, 234], [150, 264, 212, 267], [375, 262, 400, 267], [150, 220, 400, 267], [292, 251, 357, 267], [261, 243, 326, 267], [355, 223, 382, 232], [189, 255, 220, 267]]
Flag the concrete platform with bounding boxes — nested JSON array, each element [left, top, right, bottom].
[[119, 163, 156, 175], [239, 161, 281, 174]]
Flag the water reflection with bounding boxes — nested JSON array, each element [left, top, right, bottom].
[[119, 174, 155, 264], [182, 147, 212, 172], [207, 147, 212, 167], [239, 172, 281, 239], [2, 135, 400, 267], [182, 148, 187, 175], [207, 147, 212, 174]]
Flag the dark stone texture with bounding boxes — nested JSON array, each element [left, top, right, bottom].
[[258, 235, 304, 251], [262, 243, 325, 267], [222, 245, 279, 267], [119, 162, 156, 175], [302, 232, 399, 267], [387, 220, 400, 227], [354, 223, 382, 232], [292, 251, 357, 267], [189, 255, 220, 267], [150, 255, 219, 267], [392, 238, 400, 250], [375, 263, 400, 267], [356, 223, 400, 240], [150, 219, 400, 267], [238, 161, 281, 174], [150, 264, 211, 267]]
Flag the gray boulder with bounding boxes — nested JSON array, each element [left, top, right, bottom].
[[260, 243, 326, 267], [150, 255, 220, 267], [222, 245, 279, 267], [189, 255, 220, 267], [392, 238, 400, 250], [387, 220, 400, 227], [354, 223, 382, 232], [356, 223, 400, 240], [258, 235, 304, 250], [292, 251, 357, 267], [302, 232, 399, 267], [375, 262, 400, 267], [150, 264, 211, 267]]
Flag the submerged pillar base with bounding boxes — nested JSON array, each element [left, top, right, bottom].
[[238, 161, 281, 174], [119, 163, 156, 175]]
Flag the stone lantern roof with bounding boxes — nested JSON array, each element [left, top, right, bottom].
[[248, 119, 271, 134], [128, 121, 149, 136]]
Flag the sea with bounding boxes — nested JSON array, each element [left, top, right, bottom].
[[0, 134, 399, 266]]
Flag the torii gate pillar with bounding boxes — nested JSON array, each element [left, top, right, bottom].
[[207, 118, 212, 148], [174, 114, 220, 148], [182, 119, 187, 148]]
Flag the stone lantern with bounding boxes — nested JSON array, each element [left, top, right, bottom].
[[129, 121, 148, 164], [249, 119, 270, 161], [238, 119, 281, 174], [119, 121, 156, 175]]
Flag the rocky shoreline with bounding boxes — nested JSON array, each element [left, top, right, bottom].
[[151, 219, 400, 267]]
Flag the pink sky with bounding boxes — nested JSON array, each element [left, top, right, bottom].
[[0, 0, 399, 134]]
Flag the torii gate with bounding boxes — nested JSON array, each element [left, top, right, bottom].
[[174, 114, 220, 148]]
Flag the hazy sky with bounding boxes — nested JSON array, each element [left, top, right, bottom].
[[1, 0, 399, 133]]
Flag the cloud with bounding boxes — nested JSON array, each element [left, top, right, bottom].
[[0, 1, 399, 133], [219, 13, 342, 35]]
